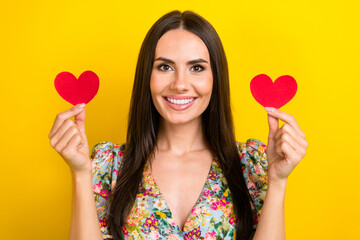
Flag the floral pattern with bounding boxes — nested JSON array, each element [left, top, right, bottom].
[[91, 139, 268, 239]]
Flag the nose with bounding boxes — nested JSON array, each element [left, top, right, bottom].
[[169, 69, 190, 92]]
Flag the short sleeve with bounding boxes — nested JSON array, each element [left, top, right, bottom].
[[91, 141, 125, 240], [237, 138, 268, 232]]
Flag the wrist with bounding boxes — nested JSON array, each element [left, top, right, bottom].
[[268, 178, 287, 192], [71, 169, 92, 181]]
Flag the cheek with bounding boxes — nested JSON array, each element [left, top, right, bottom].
[[150, 75, 162, 96], [196, 75, 213, 96]]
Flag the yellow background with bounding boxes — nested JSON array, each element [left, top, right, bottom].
[[1, 0, 359, 239]]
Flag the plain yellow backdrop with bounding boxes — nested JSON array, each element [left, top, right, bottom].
[[1, 0, 359, 239]]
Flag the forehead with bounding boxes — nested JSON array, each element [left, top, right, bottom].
[[155, 29, 210, 61]]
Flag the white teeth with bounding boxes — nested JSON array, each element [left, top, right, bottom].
[[166, 97, 195, 105]]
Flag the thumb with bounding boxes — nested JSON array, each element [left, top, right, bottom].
[[75, 107, 86, 136], [266, 111, 279, 150]]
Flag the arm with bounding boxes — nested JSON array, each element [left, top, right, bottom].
[[48, 105, 104, 240], [69, 170, 103, 240], [252, 180, 286, 240], [252, 107, 307, 239]]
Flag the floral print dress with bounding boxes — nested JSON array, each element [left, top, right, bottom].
[[91, 139, 268, 240]]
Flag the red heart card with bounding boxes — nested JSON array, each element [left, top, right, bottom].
[[250, 74, 297, 109], [54, 71, 99, 105]]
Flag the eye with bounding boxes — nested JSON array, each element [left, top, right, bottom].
[[190, 65, 205, 72], [157, 64, 173, 71]]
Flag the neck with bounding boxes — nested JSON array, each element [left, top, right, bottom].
[[156, 117, 207, 156]]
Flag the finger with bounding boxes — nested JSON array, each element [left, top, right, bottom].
[[48, 103, 86, 139], [264, 107, 306, 139], [267, 113, 279, 139], [53, 125, 84, 153], [275, 130, 305, 157], [274, 123, 308, 149], [280, 141, 302, 165], [75, 108, 86, 138], [49, 118, 80, 148], [61, 133, 84, 160], [280, 141, 293, 161], [275, 143, 285, 159]]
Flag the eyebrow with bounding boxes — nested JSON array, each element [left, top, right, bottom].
[[154, 57, 208, 65]]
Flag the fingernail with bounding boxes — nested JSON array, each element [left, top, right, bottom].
[[75, 103, 86, 109], [264, 107, 275, 112]]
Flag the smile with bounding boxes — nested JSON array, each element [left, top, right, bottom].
[[166, 97, 195, 105], [163, 96, 197, 111]]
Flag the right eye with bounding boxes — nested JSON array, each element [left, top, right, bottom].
[[157, 64, 172, 71]]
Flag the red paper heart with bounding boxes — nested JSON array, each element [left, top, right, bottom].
[[250, 74, 297, 109], [54, 71, 99, 105]]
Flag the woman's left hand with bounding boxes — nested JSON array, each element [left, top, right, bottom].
[[265, 107, 308, 185]]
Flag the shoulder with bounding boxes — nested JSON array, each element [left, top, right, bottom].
[[236, 139, 267, 160], [91, 142, 125, 167], [236, 138, 267, 177], [91, 142, 125, 237], [236, 139, 267, 172], [236, 139, 268, 230], [91, 141, 125, 160], [91, 141, 126, 191]]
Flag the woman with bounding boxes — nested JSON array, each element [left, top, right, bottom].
[[49, 10, 307, 240]]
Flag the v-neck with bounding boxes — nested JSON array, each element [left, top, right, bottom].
[[143, 159, 214, 232]]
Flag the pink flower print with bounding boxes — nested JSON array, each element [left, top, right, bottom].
[[168, 234, 181, 240], [127, 207, 144, 225], [100, 189, 109, 199], [247, 180, 255, 189], [149, 229, 160, 239], [122, 225, 129, 235], [167, 218, 177, 226], [223, 203, 232, 217], [99, 217, 108, 228], [96, 206, 105, 214], [208, 170, 217, 180], [205, 231, 216, 240], [211, 184, 220, 192], [93, 181, 102, 194], [229, 216, 236, 226], [210, 202, 218, 210], [248, 141, 256, 148], [221, 197, 227, 206], [91, 161, 97, 170], [119, 151, 124, 157], [184, 226, 201, 240], [203, 189, 210, 197], [257, 145, 266, 154], [262, 144, 267, 152], [144, 214, 159, 231], [254, 162, 262, 174], [183, 218, 195, 231], [191, 206, 201, 216]]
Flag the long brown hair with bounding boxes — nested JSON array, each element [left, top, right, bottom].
[[108, 10, 254, 239]]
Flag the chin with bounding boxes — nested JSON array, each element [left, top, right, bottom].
[[162, 115, 201, 126]]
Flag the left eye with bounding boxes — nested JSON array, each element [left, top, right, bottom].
[[191, 65, 204, 72]]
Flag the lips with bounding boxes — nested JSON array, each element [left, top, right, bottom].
[[163, 96, 197, 110]]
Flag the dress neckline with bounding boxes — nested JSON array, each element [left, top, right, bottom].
[[143, 159, 215, 232]]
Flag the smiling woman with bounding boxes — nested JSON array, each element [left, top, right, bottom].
[[150, 29, 213, 123], [106, 10, 260, 239], [48, 9, 307, 240]]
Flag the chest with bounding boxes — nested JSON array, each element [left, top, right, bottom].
[[122, 158, 238, 239], [148, 155, 213, 231]]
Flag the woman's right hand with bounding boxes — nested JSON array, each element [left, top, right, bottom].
[[48, 103, 91, 175]]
